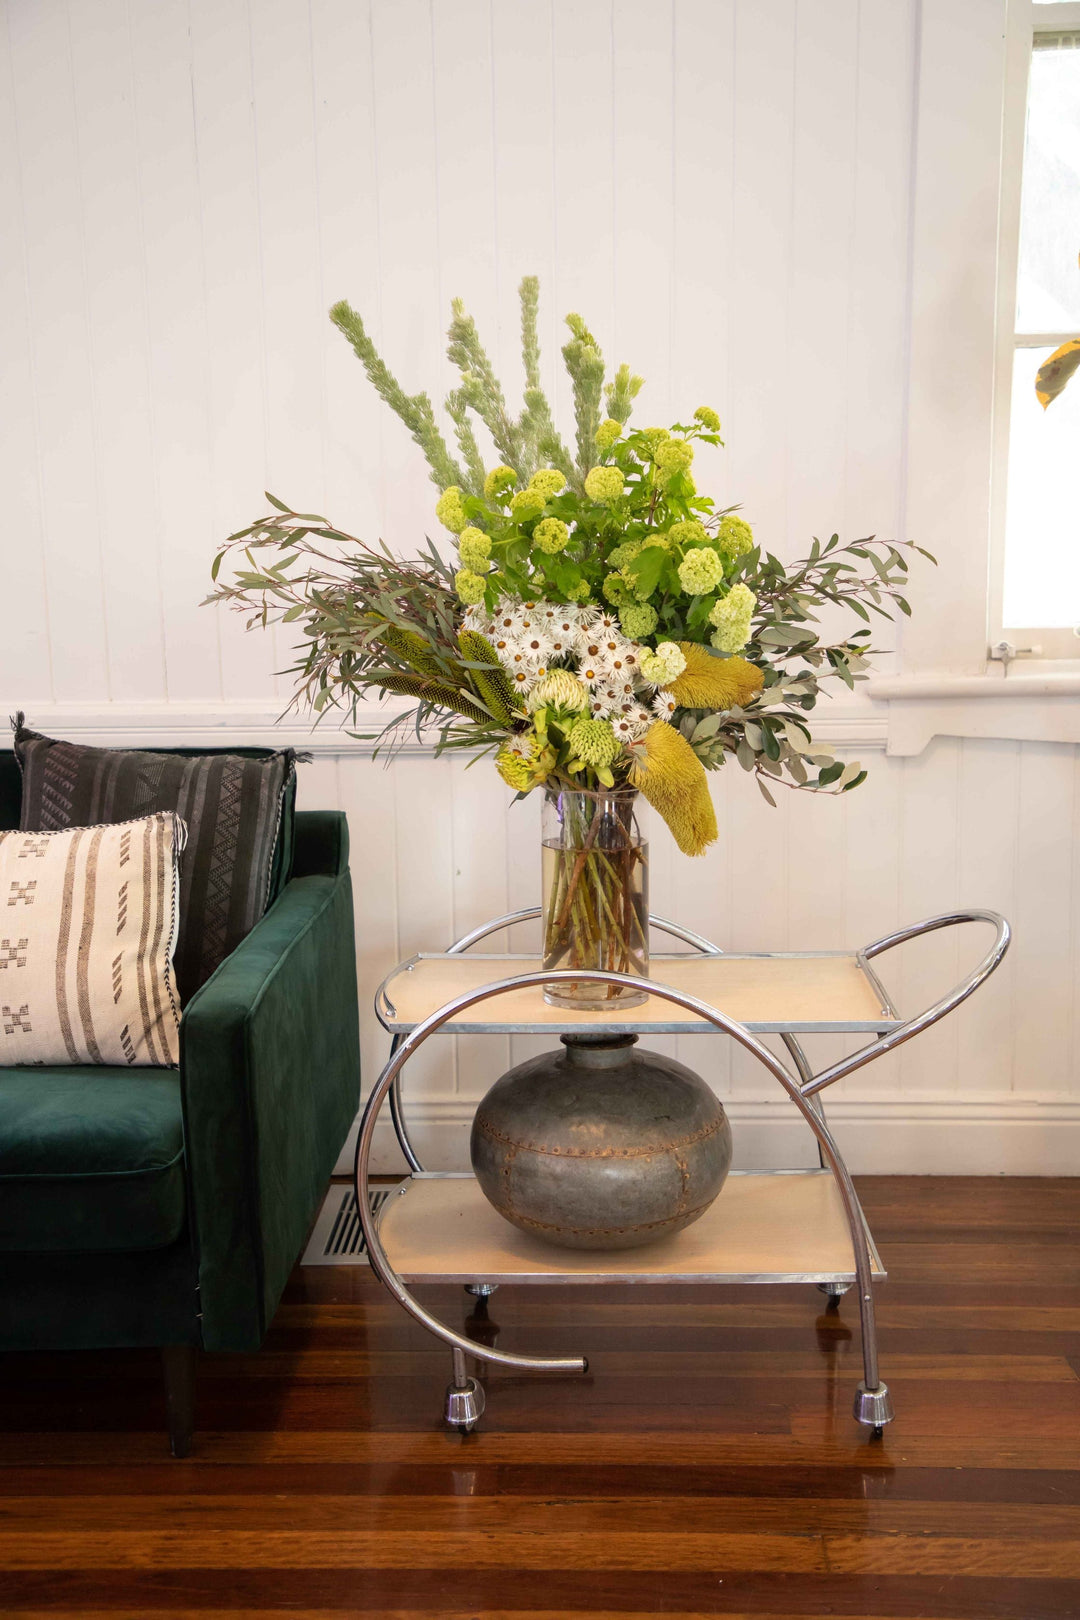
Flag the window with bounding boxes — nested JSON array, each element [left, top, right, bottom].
[[999, 8, 1080, 660]]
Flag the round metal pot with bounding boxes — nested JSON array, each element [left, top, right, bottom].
[[470, 1034, 732, 1251]]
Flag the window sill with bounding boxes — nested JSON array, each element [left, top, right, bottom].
[[868, 669, 1080, 755]]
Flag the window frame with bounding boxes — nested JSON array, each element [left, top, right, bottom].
[[989, 0, 1080, 667]]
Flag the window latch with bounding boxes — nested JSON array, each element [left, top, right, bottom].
[[988, 639, 1041, 672]]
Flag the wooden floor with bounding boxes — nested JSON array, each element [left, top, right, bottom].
[[2, 1176, 1079, 1619]]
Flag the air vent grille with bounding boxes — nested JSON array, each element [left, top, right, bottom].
[[301, 1184, 394, 1265]]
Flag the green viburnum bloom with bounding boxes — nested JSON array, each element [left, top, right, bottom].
[[527, 670, 590, 714], [677, 546, 724, 595], [458, 527, 491, 570], [639, 641, 687, 686], [637, 427, 670, 455], [533, 517, 570, 554], [618, 602, 658, 639], [594, 417, 622, 451], [655, 439, 694, 481], [667, 519, 708, 549], [606, 539, 643, 569], [567, 716, 622, 769], [584, 465, 625, 504], [528, 468, 566, 499], [510, 488, 546, 521], [454, 569, 487, 605], [717, 514, 755, 559], [709, 582, 756, 653], [436, 486, 468, 534], [572, 579, 593, 601], [603, 572, 633, 606], [484, 464, 517, 502], [694, 406, 721, 432]]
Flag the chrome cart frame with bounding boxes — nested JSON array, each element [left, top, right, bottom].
[[355, 908, 1009, 1437]]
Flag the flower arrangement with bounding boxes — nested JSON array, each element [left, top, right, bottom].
[[209, 278, 928, 862]]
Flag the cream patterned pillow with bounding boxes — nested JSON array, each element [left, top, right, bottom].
[[0, 813, 184, 1068]]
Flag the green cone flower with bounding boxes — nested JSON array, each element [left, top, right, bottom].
[[566, 717, 622, 769], [533, 517, 569, 554], [677, 547, 723, 595], [584, 465, 624, 504]]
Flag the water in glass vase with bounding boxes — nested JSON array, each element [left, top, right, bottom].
[[541, 785, 649, 1010]]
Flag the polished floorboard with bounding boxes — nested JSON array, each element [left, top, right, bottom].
[[1, 1176, 1079, 1618]]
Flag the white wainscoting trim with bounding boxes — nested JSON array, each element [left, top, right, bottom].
[[3, 699, 892, 755], [355, 1092, 1080, 1179], [869, 674, 1080, 756]]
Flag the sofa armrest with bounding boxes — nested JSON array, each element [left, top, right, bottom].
[[179, 866, 360, 1350], [292, 808, 350, 879]]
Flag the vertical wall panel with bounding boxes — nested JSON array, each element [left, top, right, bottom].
[[3, 0, 1076, 1170]]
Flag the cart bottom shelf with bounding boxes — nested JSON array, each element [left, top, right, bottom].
[[378, 1170, 886, 1286]]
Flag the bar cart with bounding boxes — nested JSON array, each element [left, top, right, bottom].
[[355, 908, 1009, 1436]]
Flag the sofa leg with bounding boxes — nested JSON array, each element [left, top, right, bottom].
[[161, 1345, 197, 1458]]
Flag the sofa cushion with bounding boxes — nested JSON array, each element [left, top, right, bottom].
[[0, 1068, 186, 1252], [13, 721, 297, 1003]]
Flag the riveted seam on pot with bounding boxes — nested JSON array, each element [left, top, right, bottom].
[[471, 1114, 726, 1157], [499, 1199, 720, 1240]]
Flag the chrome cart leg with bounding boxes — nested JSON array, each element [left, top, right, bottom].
[[782, 1034, 828, 1170], [445, 1345, 485, 1432], [387, 1035, 425, 1173]]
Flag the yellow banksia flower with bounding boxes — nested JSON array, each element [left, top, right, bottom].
[[627, 721, 718, 856], [666, 643, 764, 710]]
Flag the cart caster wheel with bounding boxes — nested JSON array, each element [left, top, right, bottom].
[[871, 1425, 884, 1441], [445, 1376, 485, 1432], [818, 1282, 850, 1312], [853, 1379, 894, 1430]]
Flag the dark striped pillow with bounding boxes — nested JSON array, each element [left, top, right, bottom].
[[13, 719, 296, 1004]]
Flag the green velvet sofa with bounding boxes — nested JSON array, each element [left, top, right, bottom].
[[0, 749, 361, 1454]]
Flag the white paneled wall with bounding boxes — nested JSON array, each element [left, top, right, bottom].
[[2, 0, 1077, 1170]]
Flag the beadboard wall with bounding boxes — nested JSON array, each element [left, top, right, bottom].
[[2, 0, 1077, 1171]]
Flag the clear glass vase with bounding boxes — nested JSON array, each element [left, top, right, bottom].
[[541, 784, 649, 1010]]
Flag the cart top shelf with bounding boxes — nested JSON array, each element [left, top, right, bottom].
[[376, 950, 901, 1036]]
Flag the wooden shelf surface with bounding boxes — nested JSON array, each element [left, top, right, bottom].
[[378, 1171, 886, 1286], [377, 951, 898, 1035]]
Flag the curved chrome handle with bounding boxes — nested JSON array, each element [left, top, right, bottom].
[[803, 909, 1011, 1096]]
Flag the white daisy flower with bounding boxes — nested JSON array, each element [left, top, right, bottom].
[[517, 628, 556, 663], [651, 692, 679, 721]]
